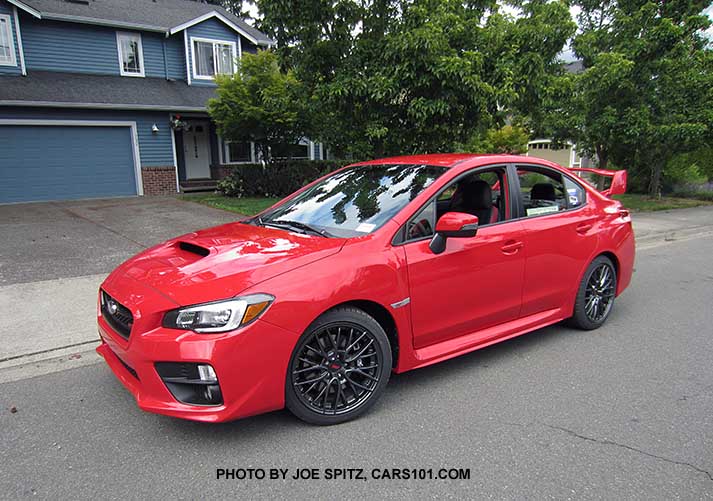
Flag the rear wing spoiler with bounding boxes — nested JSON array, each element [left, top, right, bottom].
[[568, 168, 627, 196]]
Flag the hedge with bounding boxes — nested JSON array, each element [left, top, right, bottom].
[[217, 160, 347, 198]]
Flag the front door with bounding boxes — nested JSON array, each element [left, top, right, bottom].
[[183, 122, 211, 179], [403, 166, 526, 349]]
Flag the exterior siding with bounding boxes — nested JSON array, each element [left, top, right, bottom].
[[186, 18, 247, 87], [0, 2, 22, 76], [0, 107, 178, 167], [20, 15, 186, 80]]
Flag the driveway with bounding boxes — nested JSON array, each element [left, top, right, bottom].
[[0, 197, 238, 364], [0, 196, 238, 285]]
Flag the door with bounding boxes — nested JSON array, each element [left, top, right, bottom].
[[183, 122, 211, 179], [0, 124, 137, 203], [402, 166, 526, 349], [514, 164, 599, 316]]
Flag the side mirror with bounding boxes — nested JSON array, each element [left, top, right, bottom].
[[429, 212, 479, 254]]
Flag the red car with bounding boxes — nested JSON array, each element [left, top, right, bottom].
[[97, 154, 634, 425]]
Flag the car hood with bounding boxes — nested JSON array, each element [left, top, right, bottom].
[[103, 222, 346, 306]]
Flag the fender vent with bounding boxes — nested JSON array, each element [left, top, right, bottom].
[[178, 241, 210, 257]]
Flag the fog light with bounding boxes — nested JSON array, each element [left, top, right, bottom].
[[155, 362, 223, 406], [198, 364, 217, 382]]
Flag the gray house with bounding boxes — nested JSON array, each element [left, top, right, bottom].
[[0, 0, 322, 203]]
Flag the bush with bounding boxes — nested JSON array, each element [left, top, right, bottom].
[[217, 160, 347, 198]]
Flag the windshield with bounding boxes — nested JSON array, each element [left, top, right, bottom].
[[256, 164, 448, 238]]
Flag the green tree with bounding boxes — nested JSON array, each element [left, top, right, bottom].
[[258, 0, 574, 159], [208, 51, 311, 162], [543, 0, 713, 196], [462, 125, 531, 154]]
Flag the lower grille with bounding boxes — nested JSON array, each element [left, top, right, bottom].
[[100, 290, 133, 339]]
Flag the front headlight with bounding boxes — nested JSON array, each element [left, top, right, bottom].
[[162, 293, 274, 333]]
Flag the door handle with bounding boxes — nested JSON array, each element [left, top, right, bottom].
[[501, 240, 523, 254], [576, 223, 593, 234]]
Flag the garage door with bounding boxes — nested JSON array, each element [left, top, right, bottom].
[[0, 124, 138, 203]]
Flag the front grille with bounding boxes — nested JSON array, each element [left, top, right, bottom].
[[101, 290, 133, 340]]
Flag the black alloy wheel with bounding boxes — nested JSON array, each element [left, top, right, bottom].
[[286, 307, 392, 425], [570, 255, 618, 330]]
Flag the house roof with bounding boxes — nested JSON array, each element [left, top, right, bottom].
[[12, 0, 274, 45], [564, 60, 584, 74], [0, 71, 217, 111]]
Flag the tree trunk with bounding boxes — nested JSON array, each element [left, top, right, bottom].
[[648, 161, 663, 198], [595, 144, 608, 170]]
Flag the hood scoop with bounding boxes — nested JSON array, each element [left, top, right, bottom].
[[177, 241, 210, 257]]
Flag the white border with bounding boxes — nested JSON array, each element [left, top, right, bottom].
[[0, 14, 17, 67], [5, 0, 40, 19], [116, 31, 145, 77], [183, 30, 191, 85], [0, 119, 144, 196], [12, 7, 25, 75], [190, 36, 237, 81], [169, 11, 259, 44]]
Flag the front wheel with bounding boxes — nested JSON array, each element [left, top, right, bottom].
[[285, 307, 392, 425], [569, 255, 618, 330]]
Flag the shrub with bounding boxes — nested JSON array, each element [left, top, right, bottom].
[[217, 160, 347, 198]]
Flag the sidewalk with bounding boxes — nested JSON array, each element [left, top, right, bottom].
[[632, 205, 713, 247], [2, 204, 713, 382]]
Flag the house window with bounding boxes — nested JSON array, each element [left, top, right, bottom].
[[272, 141, 311, 160], [223, 140, 254, 163], [116, 32, 144, 77], [0, 15, 16, 67], [192, 38, 237, 79]]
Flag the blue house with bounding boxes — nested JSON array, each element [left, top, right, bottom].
[[0, 0, 323, 203]]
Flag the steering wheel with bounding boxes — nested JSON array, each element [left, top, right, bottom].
[[408, 219, 432, 239]]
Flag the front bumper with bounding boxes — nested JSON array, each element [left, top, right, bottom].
[[97, 308, 299, 423]]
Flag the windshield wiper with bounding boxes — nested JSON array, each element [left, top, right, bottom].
[[264, 219, 332, 237]]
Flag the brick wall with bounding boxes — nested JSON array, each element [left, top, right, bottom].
[[141, 166, 177, 195], [211, 165, 233, 180]]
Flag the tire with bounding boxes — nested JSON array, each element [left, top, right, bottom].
[[569, 255, 618, 330], [285, 307, 392, 425]]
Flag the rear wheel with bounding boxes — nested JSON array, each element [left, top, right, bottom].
[[570, 255, 617, 330], [285, 307, 392, 425]]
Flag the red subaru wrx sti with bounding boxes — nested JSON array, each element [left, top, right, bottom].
[[97, 154, 634, 425]]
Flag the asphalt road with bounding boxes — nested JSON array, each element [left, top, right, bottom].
[[2, 234, 712, 499]]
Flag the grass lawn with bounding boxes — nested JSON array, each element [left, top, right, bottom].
[[180, 194, 280, 216], [613, 193, 713, 211]]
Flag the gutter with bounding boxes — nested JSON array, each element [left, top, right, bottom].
[[0, 100, 208, 113]]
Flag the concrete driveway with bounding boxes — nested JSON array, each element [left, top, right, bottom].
[[0, 197, 238, 365]]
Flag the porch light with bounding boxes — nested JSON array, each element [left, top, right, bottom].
[[151, 124, 159, 133]]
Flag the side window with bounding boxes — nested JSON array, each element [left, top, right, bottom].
[[406, 200, 436, 240], [517, 166, 567, 217], [563, 175, 586, 209], [403, 167, 508, 243]]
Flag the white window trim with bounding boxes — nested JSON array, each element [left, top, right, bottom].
[[190, 36, 238, 81], [12, 7, 26, 75], [0, 14, 17, 67], [220, 137, 256, 164], [116, 31, 145, 77]]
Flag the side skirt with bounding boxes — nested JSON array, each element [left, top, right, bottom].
[[401, 307, 566, 372]]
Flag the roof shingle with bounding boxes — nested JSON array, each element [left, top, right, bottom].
[[18, 0, 274, 44], [0, 71, 217, 110]]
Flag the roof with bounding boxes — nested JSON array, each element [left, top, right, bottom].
[[354, 153, 512, 167], [12, 0, 274, 45], [564, 60, 584, 74], [0, 71, 217, 111], [353, 153, 572, 170]]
